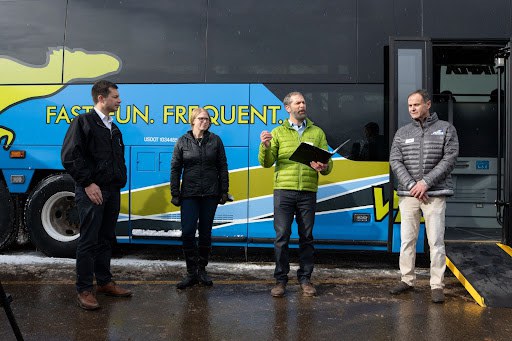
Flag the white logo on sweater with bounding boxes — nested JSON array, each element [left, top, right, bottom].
[[405, 138, 414, 144], [432, 129, 444, 135]]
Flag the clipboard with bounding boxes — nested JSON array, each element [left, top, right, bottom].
[[289, 139, 350, 166]]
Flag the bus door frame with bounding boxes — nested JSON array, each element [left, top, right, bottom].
[[502, 42, 512, 246], [388, 37, 432, 252]]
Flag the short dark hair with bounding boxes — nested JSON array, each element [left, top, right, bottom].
[[408, 89, 430, 103], [92, 80, 118, 104]]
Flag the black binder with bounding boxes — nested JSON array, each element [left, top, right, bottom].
[[289, 139, 350, 166]]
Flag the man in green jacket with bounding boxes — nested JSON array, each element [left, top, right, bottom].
[[259, 92, 333, 297]]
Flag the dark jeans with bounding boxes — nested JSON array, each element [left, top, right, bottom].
[[180, 197, 219, 250], [273, 189, 316, 284], [75, 186, 120, 293]]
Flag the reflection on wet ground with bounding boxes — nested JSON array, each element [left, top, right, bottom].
[[1, 247, 511, 340]]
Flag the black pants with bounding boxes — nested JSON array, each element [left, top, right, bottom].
[[273, 189, 316, 284], [180, 197, 218, 250], [75, 186, 120, 293]]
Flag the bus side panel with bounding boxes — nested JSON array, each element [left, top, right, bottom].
[[128, 146, 249, 244], [247, 84, 393, 250], [120, 84, 251, 244]]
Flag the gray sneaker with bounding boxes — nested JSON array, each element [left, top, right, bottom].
[[431, 289, 445, 303], [271, 282, 286, 297], [390, 281, 413, 295]]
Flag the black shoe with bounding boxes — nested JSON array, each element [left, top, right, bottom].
[[390, 281, 413, 295], [431, 289, 445, 303], [198, 269, 213, 286], [176, 274, 199, 289]]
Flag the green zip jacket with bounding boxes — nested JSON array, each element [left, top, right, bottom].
[[258, 118, 333, 192]]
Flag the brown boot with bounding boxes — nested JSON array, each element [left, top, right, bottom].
[[97, 281, 133, 297], [271, 282, 286, 297], [300, 281, 317, 297], [77, 291, 100, 310]]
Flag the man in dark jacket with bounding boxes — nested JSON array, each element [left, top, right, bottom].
[[389, 89, 459, 303], [61, 80, 132, 310]]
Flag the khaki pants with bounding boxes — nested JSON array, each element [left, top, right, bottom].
[[398, 196, 446, 289]]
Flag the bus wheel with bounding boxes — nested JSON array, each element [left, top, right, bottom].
[[0, 179, 15, 250], [25, 174, 79, 258]]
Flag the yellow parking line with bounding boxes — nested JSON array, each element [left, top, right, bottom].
[[497, 243, 512, 257], [446, 256, 485, 307]]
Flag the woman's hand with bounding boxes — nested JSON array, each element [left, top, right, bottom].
[[219, 193, 229, 205]]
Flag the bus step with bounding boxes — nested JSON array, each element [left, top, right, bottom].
[[446, 243, 512, 307]]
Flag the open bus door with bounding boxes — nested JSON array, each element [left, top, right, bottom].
[[389, 37, 512, 307], [439, 42, 512, 307]]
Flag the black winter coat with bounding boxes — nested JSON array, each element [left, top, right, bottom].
[[61, 110, 127, 190], [170, 130, 229, 199]]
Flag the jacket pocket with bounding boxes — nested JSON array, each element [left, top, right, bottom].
[[94, 159, 114, 184]]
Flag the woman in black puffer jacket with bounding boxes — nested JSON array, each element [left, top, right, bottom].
[[170, 107, 229, 289]]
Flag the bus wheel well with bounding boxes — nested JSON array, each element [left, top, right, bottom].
[[27, 169, 69, 194]]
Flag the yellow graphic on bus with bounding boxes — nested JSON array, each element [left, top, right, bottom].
[[0, 47, 121, 150], [0, 126, 14, 151], [373, 186, 425, 224]]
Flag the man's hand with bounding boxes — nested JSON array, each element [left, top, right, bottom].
[[260, 130, 272, 148], [410, 180, 429, 202], [310, 161, 328, 172], [171, 197, 181, 207], [85, 183, 103, 205]]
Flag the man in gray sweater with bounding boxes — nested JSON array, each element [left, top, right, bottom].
[[389, 89, 459, 303]]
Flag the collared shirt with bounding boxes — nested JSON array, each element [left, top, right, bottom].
[[94, 107, 113, 131], [289, 119, 306, 137]]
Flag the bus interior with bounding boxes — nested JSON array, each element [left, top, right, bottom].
[[430, 42, 506, 243]]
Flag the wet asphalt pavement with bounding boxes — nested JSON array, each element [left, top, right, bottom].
[[1, 245, 511, 340]]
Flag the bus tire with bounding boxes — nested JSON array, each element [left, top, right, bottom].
[[25, 174, 79, 258], [0, 179, 16, 250]]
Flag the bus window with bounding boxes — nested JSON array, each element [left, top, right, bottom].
[[265, 84, 388, 161]]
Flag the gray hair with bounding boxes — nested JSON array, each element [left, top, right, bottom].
[[283, 92, 304, 106]]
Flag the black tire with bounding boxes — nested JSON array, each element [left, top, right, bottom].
[[25, 174, 79, 258], [0, 179, 16, 250]]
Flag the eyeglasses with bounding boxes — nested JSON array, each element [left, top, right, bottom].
[[196, 117, 210, 121]]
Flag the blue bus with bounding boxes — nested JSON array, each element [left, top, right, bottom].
[[1, 0, 510, 257]]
